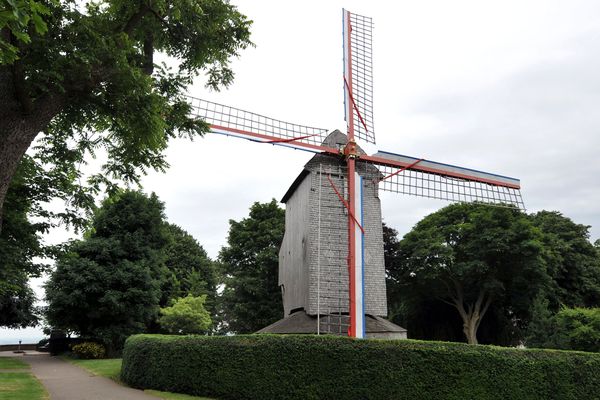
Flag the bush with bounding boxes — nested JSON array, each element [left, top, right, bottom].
[[121, 335, 600, 400], [159, 295, 212, 334], [71, 342, 106, 359], [552, 308, 600, 352]]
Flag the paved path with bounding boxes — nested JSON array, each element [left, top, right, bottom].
[[18, 353, 159, 400]]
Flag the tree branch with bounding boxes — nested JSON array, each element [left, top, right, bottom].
[[8, 33, 32, 115], [147, 7, 181, 41], [122, 4, 150, 36], [475, 294, 493, 332], [11, 60, 32, 115], [143, 32, 154, 75]]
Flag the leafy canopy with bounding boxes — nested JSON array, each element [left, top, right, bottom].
[[529, 211, 600, 309], [218, 200, 284, 333], [388, 203, 545, 344], [0, 0, 51, 64], [0, 0, 252, 230], [0, 155, 51, 328], [45, 190, 170, 351], [159, 294, 212, 334], [162, 223, 217, 311], [44, 189, 219, 349]]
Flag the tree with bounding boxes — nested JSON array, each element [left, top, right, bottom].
[[159, 294, 211, 334], [45, 190, 170, 352], [0, 155, 50, 328], [162, 223, 217, 312], [0, 0, 252, 230], [219, 200, 284, 333], [550, 307, 600, 352], [385, 223, 466, 343], [529, 211, 600, 309], [0, 270, 38, 328], [388, 203, 545, 344], [524, 295, 556, 348]]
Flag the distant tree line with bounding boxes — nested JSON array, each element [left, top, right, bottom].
[[2, 186, 599, 353]]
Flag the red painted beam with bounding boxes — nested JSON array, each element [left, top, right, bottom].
[[210, 125, 339, 155], [360, 154, 521, 189]]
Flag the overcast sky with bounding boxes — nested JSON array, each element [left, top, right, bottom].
[[154, 0, 600, 256], [3, 0, 600, 343]]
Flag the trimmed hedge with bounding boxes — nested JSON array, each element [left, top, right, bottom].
[[122, 334, 600, 400]]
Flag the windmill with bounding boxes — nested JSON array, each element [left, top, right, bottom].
[[188, 9, 524, 338]]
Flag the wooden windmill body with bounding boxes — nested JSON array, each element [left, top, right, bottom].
[[190, 9, 524, 338], [275, 130, 399, 337]]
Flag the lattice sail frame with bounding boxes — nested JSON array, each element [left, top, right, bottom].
[[187, 96, 525, 210], [343, 9, 375, 144], [188, 96, 330, 151], [366, 160, 524, 209], [311, 153, 525, 210]]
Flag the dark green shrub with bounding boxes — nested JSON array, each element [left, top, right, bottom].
[[71, 342, 106, 359], [552, 308, 600, 352], [121, 334, 600, 400]]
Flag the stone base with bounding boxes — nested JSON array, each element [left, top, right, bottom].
[[256, 310, 407, 339]]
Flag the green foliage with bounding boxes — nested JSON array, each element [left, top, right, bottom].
[[529, 211, 600, 309], [45, 190, 170, 352], [163, 224, 217, 312], [0, 156, 51, 328], [159, 295, 212, 334], [387, 203, 545, 344], [218, 200, 284, 333], [386, 207, 600, 346], [550, 308, 600, 352], [71, 342, 106, 360], [0, 0, 51, 64], [122, 334, 600, 400], [525, 295, 556, 349], [0, 0, 252, 232]]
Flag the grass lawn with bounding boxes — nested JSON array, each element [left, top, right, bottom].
[[64, 357, 215, 399], [0, 357, 28, 370], [65, 357, 123, 381], [0, 358, 48, 400], [145, 389, 216, 400]]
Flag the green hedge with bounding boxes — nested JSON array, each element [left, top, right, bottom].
[[121, 334, 600, 400]]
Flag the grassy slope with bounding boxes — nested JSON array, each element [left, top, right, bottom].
[[65, 358, 214, 400]]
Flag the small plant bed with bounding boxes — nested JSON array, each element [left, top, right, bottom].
[[122, 334, 600, 400], [0, 357, 28, 370], [0, 370, 48, 400]]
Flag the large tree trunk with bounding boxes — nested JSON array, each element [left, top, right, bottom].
[[445, 282, 493, 345], [0, 89, 64, 231], [461, 310, 482, 345]]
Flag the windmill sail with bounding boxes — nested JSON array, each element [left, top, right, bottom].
[[343, 9, 375, 144], [361, 150, 525, 209], [188, 96, 337, 155]]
